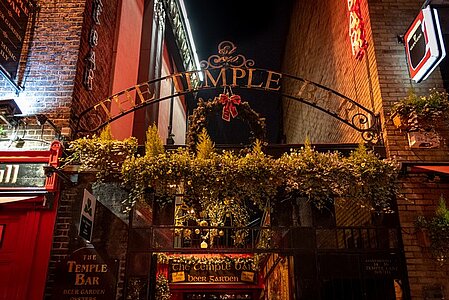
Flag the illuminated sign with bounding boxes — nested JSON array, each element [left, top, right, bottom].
[[0, 163, 46, 188], [168, 257, 257, 284], [348, 0, 368, 60], [404, 6, 446, 83], [0, 0, 33, 82]]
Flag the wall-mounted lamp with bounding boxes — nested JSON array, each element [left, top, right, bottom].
[[0, 99, 22, 126], [35, 114, 63, 140]]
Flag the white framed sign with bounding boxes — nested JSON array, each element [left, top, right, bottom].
[[78, 189, 97, 241], [404, 6, 446, 83]]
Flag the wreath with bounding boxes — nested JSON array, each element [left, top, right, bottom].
[[187, 95, 267, 151]]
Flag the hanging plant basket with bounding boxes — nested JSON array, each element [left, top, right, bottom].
[[391, 88, 449, 132], [62, 128, 138, 181]]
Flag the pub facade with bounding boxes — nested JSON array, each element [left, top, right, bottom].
[[0, 0, 448, 300]]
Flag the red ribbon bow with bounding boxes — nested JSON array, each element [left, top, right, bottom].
[[219, 93, 241, 122]]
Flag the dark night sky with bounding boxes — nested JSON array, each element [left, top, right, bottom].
[[183, 0, 294, 144]]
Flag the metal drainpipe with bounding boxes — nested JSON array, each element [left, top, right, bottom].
[[166, 80, 175, 144], [147, 0, 165, 128]]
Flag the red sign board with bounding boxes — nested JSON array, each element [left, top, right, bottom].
[[404, 6, 446, 83]]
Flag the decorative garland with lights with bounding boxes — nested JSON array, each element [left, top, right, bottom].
[[155, 274, 171, 300], [121, 139, 399, 214], [65, 116, 400, 220], [64, 127, 399, 220]]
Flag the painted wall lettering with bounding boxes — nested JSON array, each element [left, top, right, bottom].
[[84, 0, 103, 90]]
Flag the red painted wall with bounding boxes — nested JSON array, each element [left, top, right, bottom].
[[110, 0, 145, 140]]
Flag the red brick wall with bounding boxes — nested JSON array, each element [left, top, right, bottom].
[[0, 0, 119, 141], [282, 0, 382, 144], [283, 0, 449, 298], [368, 0, 449, 298], [72, 0, 120, 136], [0, 1, 86, 131]]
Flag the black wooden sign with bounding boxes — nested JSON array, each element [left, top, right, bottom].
[[0, 0, 33, 80], [52, 247, 119, 300]]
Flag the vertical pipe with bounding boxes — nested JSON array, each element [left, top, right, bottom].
[[166, 70, 175, 144]]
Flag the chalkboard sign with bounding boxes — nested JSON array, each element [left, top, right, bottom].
[[0, 0, 34, 82]]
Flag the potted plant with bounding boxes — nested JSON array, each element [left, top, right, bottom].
[[416, 195, 449, 263], [390, 88, 449, 131]]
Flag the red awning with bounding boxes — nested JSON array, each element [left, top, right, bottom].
[[410, 165, 449, 175], [0, 196, 36, 204], [0, 195, 47, 207]]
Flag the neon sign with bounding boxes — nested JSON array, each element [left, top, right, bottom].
[[348, 0, 368, 60]]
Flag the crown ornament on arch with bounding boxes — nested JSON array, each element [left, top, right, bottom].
[[200, 41, 255, 69]]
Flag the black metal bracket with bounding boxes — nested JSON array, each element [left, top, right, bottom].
[[43, 165, 78, 185]]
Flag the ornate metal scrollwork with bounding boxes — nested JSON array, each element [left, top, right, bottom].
[[200, 41, 255, 69], [351, 113, 380, 143]]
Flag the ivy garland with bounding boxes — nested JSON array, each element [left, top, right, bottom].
[[120, 140, 399, 215], [64, 111, 400, 220], [186, 97, 266, 151]]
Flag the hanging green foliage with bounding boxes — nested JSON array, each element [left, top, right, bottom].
[[119, 140, 399, 215], [416, 195, 449, 263], [62, 125, 138, 181]]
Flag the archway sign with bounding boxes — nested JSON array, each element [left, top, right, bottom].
[[75, 41, 381, 143]]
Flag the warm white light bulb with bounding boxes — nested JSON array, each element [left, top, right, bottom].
[[200, 241, 208, 249]]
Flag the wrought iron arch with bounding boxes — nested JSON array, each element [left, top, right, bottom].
[[74, 41, 381, 143]]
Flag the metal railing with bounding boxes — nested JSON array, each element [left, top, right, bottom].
[[128, 225, 400, 253]]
